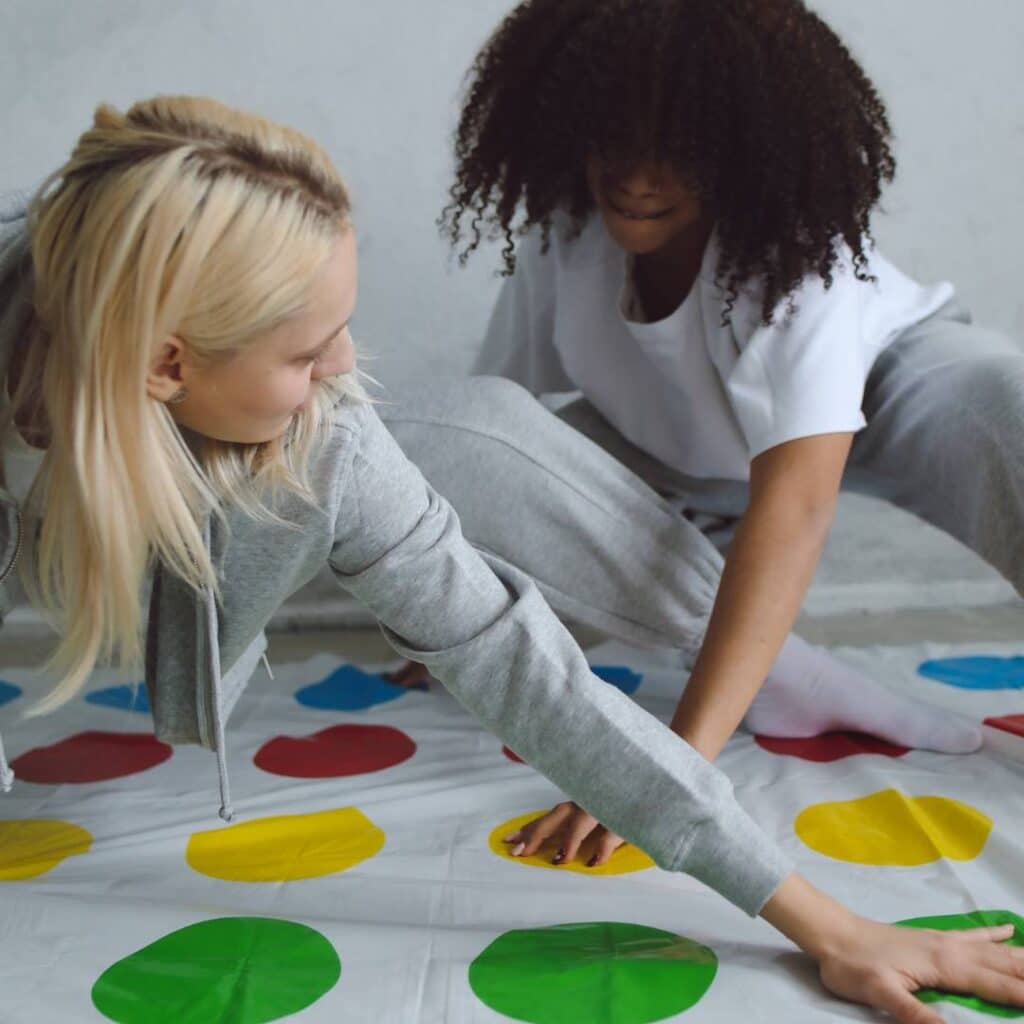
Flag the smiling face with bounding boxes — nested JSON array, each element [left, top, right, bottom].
[[585, 156, 704, 256], [149, 229, 358, 445]]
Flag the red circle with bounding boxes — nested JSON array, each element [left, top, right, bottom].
[[254, 724, 417, 778], [754, 730, 909, 762], [984, 714, 1024, 738], [13, 731, 173, 784]]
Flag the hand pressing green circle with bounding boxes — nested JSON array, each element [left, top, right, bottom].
[[896, 910, 1024, 1018], [92, 917, 341, 1023], [469, 921, 717, 1024]]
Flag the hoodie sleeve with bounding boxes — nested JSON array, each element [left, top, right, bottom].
[[328, 404, 792, 916], [472, 227, 576, 396]]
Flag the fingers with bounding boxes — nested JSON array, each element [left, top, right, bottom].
[[557, 812, 600, 865], [961, 967, 1024, 1010], [503, 803, 574, 858], [587, 831, 625, 868], [500, 804, 624, 868], [384, 661, 431, 688], [952, 924, 1017, 944], [924, 934, 1024, 1008], [869, 982, 945, 1024]]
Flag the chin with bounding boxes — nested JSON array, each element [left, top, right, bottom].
[[272, 414, 298, 438], [602, 219, 679, 255], [214, 418, 295, 446], [606, 226, 677, 255], [597, 199, 705, 256]]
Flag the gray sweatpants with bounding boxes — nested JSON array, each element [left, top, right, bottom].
[[382, 300, 1024, 656]]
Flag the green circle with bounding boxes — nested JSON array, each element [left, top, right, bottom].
[[469, 921, 717, 1024], [896, 909, 1024, 1018], [92, 916, 341, 1023]]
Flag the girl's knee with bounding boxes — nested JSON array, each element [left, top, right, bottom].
[[955, 354, 1024, 423], [464, 375, 541, 418], [385, 375, 541, 429]]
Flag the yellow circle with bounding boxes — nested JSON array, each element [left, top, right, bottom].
[[488, 811, 655, 876], [186, 807, 385, 882], [0, 818, 92, 880], [794, 789, 991, 866]]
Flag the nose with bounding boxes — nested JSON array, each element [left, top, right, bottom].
[[612, 166, 665, 199], [312, 332, 354, 379]]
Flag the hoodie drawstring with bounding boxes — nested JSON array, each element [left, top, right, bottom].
[[204, 584, 234, 823], [0, 729, 13, 792], [201, 519, 234, 823]]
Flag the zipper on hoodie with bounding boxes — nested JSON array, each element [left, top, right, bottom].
[[0, 504, 22, 587], [195, 584, 216, 749]]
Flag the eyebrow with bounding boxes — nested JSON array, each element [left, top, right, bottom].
[[296, 320, 348, 360]]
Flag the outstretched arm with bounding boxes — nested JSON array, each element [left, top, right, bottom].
[[329, 403, 789, 915], [670, 431, 852, 759]]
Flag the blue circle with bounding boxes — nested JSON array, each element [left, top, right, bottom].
[[0, 680, 23, 708], [592, 665, 643, 696], [295, 663, 424, 711], [86, 683, 151, 713], [917, 656, 1024, 691]]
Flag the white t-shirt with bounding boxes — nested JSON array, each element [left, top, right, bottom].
[[476, 214, 954, 482]]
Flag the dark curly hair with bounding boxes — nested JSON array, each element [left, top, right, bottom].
[[441, 0, 896, 324]]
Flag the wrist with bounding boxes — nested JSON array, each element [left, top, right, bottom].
[[759, 873, 862, 961], [670, 717, 723, 762]]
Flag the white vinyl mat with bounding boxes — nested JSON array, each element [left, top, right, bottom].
[[1, 638, 1022, 1023]]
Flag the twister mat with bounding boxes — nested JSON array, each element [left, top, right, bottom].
[[1, 638, 1023, 1022]]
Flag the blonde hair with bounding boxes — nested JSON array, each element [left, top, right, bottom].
[[9, 95, 364, 713]]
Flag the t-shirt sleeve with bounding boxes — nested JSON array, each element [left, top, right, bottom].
[[725, 261, 870, 458], [473, 228, 576, 396]]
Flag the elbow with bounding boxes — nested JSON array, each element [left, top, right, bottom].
[[750, 486, 839, 547], [792, 493, 840, 545]]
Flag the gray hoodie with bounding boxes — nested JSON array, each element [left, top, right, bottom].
[[0, 213, 791, 917]]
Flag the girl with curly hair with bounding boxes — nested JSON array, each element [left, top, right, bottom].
[[380, 0, 1024, 880]]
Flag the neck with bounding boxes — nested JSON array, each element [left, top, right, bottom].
[[632, 213, 714, 321]]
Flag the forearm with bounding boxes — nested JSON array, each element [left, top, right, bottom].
[[669, 494, 835, 760], [760, 872, 860, 960]]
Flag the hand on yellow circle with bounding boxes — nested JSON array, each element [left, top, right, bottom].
[[503, 801, 626, 867]]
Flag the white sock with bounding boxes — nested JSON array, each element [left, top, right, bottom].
[[742, 634, 982, 754]]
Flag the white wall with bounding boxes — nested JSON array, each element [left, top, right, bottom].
[[1, 0, 1021, 394]]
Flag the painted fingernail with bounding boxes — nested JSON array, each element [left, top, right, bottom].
[[502, 834, 518, 843], [552, 849, 565, 865], [511, 842, 526, 857]]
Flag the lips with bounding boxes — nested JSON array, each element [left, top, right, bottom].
[[607, 197, 677, 221]]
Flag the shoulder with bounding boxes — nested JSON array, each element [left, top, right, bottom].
[[716, 240, 872, 346], [320, 394, 388, 478], [324, 395, 425, 499], [325, 390, 371, 437], [296, 394, 378, 508], [322, 394, 435, 565]]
